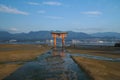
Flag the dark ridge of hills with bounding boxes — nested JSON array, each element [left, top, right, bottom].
[[67, 31, 92, 40], [0, 31, 13, 40], [0, 31, 92, 41], [91, 32, 120, 38], [0, 31, 120, 41]]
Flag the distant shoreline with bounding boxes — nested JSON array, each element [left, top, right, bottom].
[[0, 41, 116, 46]]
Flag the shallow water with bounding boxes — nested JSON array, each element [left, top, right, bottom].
[[71, 53, 120, 62], [3, 49, 90, 80]]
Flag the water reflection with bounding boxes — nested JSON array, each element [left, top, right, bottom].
[[3, 49, 90, 80], [52, 48, 65, 57]]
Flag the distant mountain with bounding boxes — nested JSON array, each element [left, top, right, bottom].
[[0, 31, 12, 40], [67, 31, 92, 40], [0, 31, 92, 41], [11, 31, 52, 41], [91, 32, 120, 38], [0, 31, 120, 41]]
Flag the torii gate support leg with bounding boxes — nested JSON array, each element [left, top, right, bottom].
[[62, 37, 65, 48], [54, 37, 56, 49]]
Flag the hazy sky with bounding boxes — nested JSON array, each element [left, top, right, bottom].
[[0, 0, 120, 33]]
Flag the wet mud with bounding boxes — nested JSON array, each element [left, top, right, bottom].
[[3, 48, 90, 80]]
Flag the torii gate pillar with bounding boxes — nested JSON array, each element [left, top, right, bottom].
[[51, 32, 67, 49]]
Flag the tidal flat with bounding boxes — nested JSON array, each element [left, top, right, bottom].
[[72, 56, 120, 80], [68, 46, 120, 80], [0, 44, 51, 80]]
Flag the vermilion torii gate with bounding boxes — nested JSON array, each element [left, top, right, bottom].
[[51, 32, 67, 49]]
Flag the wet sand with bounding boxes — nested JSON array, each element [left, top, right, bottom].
[[72, 56, 120, 80], [67, 46, 120, 80], [0, 44, 51, 80], [67, 46, 120, 58], [1, 44, 120, 80], [0, 64, 21, 80], [0, 44, 51, 62], [3, 49, 90, 80]]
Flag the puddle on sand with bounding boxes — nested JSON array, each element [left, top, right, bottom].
[[71, 54, 120, 62], [3, 48, 90, 80]]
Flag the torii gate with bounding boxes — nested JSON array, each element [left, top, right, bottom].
[[51, 32, 67, 49]]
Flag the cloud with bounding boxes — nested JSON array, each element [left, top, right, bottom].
[[43, 1, 62, 6], [27, 2, 40, 5], [38, 10, 46, 14], [9, 28, 17, 31], [8, 28, 19, 33], [46, 16, 63, 19], [0, 4, 29, 15], [81, 11, 102, 15]]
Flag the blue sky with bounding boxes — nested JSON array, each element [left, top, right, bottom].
[[0, 0, 120, 33]]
